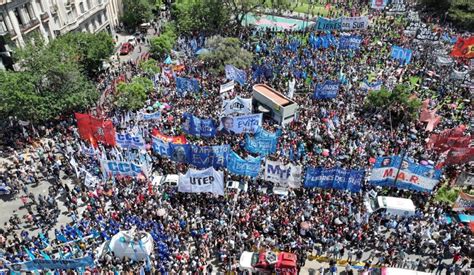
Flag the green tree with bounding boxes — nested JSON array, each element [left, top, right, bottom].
[[172, 0, 230, 35], [115, 77, 154, 110], [149, 24, 177, 58], [121, 0, 154, 30], [198, 36, 253, 75], [139, 58, 161, 75], [420, 0, 473, 31], [49, 32, 114, 78], [365, 85, 422, 127], [223, 0, 292, 30]]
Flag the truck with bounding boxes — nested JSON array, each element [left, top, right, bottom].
[[365, 196, 416, 217], [239, 251, 297, 274]]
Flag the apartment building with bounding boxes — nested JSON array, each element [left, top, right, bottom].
[[0, 0, 122, 70]]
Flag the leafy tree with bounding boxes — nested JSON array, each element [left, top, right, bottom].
[[149, 24, 177, 58], [365, 85, 422, 127], [49, 32, 114, 78], [222, 0, 292, 30], [115, 77, 154, 110], [121, 0, 154, 30], [198, 36, 253, 75], [139, 58, 161, 75], [172, 0, 230, 35], [420, 0, 473, 31]]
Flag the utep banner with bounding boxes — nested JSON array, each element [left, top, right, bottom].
[[304, 167, 364, 193], [339, 35, 362, 50], [178, 167, 224, 195], [371, 0, 388, 9], [245, 127, 280, 156], [10, 256, 94, 271], [176, 77, 200, 96], [227, 151, 261, 178], [265, 160, 302, 188], [101, 159, 145, 177], [391, 46, 412, 65], [369, 156, 442, 192], [314, 80, 340, 99], [218, 113, 262, 135], [225, 65, 247, 86], [222, 96, 252, 116], [182, 113, 217, 138], [341, 16, 368, 30], [116, 133, 145, 149]]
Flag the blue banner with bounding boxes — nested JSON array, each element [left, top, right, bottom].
[[152, 137, 229, 168], [116, 133, 145, 149], [169, 143, 192, 163], [227, 151, 261, 178], [315, 17, 342, 31], [390, 46, 413, 65], [369, 156, 442, 192], [314, 80, 340, 99], [244, 127, 280, 156], [182, 113, 217, 138], [304, 167, 365, 192], [141, 111, 161, 120], [190, 145, 230, 168], [225, 64, 247, 86], [176, 77, 200, 96], [338, 35, 362, 50], [12, 256, 94, 271], [101, 160, 145, 177]]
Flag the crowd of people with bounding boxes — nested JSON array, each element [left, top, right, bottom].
[[0, 1, 472, 274]]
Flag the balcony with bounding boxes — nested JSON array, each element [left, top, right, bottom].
[[19, 18, 40, 32], [40, 12, 49, 21]]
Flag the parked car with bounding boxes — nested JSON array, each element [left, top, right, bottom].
[[239, 251, 297, 274], [126, 36, 137, 46], [120, 42, 134, 55]]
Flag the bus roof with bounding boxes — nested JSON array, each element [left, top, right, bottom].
[[253, 84, 291, 106]]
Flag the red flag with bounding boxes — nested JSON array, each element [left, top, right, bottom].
[[445, 147, 474, 165], [75, 113, 116, 147], [451, 36, 474, 58], [151, 129, 187, 144], [428, 125, 466, 150]]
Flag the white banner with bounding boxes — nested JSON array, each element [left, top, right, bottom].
[[264, 160, 302, 188], [100, 159, 145, 177], [220, 80, 235, 94], [116, 133, 146, 149], [178, 167, 224, 195], [341, 16, 368, 30], [222, 96, 252, 116], [436, 55, 454, 66], [218, 113, 262, 135], [451, 69, 468, 80]]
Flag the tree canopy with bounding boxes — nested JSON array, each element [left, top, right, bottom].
[[420, 0, 473, 31], [149, 24, 177, 59], [365, 85, 422, 127], [0, 32, 114, 123], [121, 0, 154, 30], [198, 36, 253, 75], [115, 77, 154, 111], [171, 0, 230, 35]]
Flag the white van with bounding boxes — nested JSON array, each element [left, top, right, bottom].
[[366, 196, 416, 217]]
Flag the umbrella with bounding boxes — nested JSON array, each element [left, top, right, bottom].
[[157, 208, 167, 217], [322, 149, 330, 157], [420, 160, 428, 165], [369, 157, 376, 164], [153, 102, 162, 108], [195, 48, 210, 55]]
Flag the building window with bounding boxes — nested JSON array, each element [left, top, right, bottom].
[[86, 0, 91, 9], [0, 14, 7, 32], [79, 2, 85, 13], [36, 0, 45, 13], [14, 8, 24, 25]]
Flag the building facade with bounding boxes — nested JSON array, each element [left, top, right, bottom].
[[0, 0, 122, 70]]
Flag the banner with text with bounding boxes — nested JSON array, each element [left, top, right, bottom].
[[100, 159, 145, 177], [227, 151, 262, 178], [178, 167, 224, 195], [264, 160, 302, 188], [304, 167, 364, 192], [116, 133, 146, 150], [222, 96, 252, 116], [314, 80, 340, 99], [369, 156, 442, 192], [218, 113, 262, 135], [182, 113, 217, 138], [244, 127, 280, 156]]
